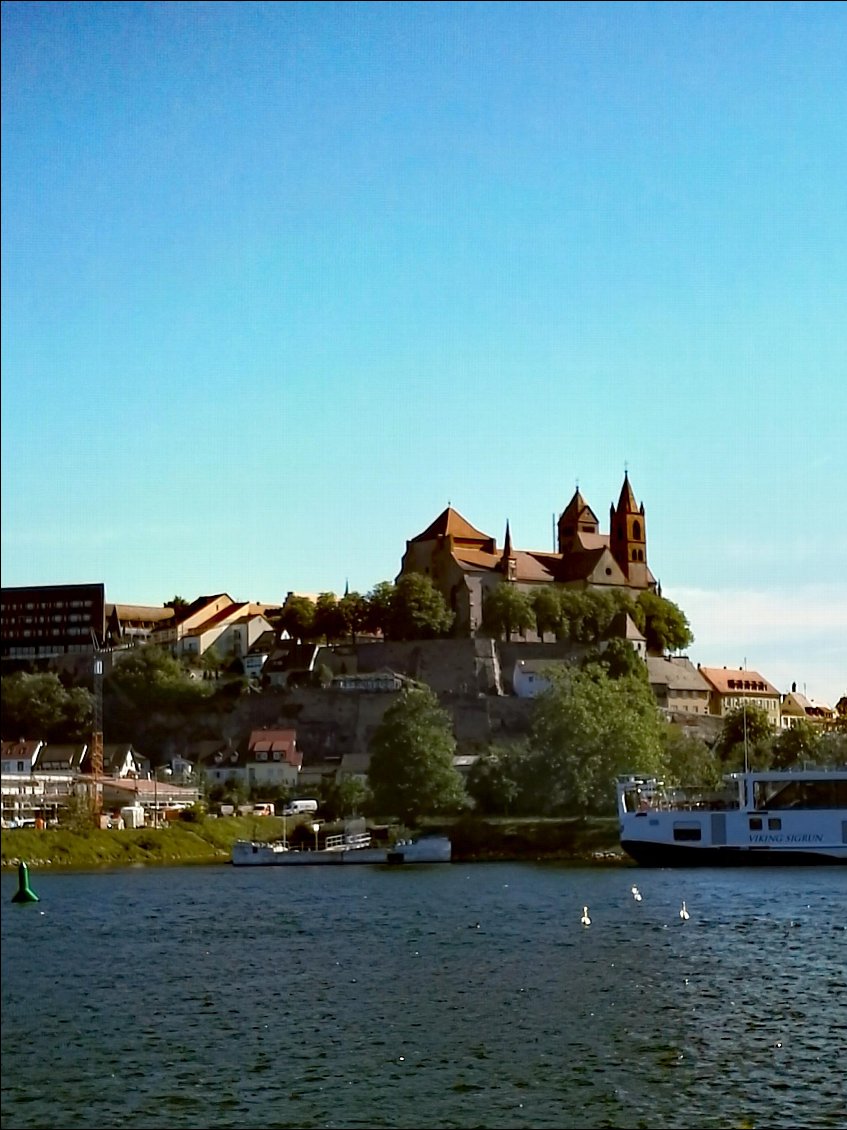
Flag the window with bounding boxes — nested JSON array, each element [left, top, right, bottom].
[[749, 817, 763, 831], [768, 818, 782, 831], [673, 825, 702, 842]]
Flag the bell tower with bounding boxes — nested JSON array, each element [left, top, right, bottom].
[[557, 488, 599, 553], [609, 472, 649, 588]]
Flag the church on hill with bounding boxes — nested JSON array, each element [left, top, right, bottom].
[[398, 472, 658, 638]]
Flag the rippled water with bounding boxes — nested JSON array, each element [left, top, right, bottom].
[[2, 861, 846, 1129]]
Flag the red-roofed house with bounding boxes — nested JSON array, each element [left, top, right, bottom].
[[697, 666, 781, 728], [200, 729, 302, 791]]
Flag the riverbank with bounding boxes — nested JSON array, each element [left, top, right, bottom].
[[1, 814, 628, 870]]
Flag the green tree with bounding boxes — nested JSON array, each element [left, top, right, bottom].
[[106, 647, 210, 710], [388, 574, 454, 640], [280, 595, 317, 642], [818, 730, 847, 768], [63, 786, 98, 832], [319, 776, 371, 821], [528, 664, 666, 814], [634, 591, 694, 654], [363, 581, 395, 636], [367, 686, 466, 824], [314, 592, 346, 643], [558, 589, 617, 643], [531, 586, 564, 639], [714, 704, 774, 770], [103, 647, 212, 753], [465, 739, 531, 815], [338, 591, 367, 641], [771, 721, 822, 769], [583, 637, 647, 681], [1, 672, 93, 742], [661, 724, 722, 789], [481, 582, 535, 641]]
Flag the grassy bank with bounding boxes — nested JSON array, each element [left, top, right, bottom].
[[2, 814, 627, 871]]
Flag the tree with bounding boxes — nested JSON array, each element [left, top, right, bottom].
[[1, 672, 93, 742], [367, 686, 466, 824], [465, 739, 532, 815], [363, 581, 395, 636], [165, 596, 189, 612], [818, 730, 847, 768], [713, 704, 774, 770], [314, 592, 346, 644], [388, 574, 454, 640], [528, 664, 666, 814], [279, 595, 317, 642], [584, 637, 647, 681], [662, 724, 723, 789], [558, 589, 617, 643], [771, 721, 822, 769], [531, 586, 564, 639], [106, 647, 210, 709], [634, 591, 694, 654], [481, 583, 535, 641], [319, 776, 371, 821], [338, 591, 367, 641], [103, 646, 212, 754]]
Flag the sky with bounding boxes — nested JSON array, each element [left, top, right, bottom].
[[2, 1, 845, 707]]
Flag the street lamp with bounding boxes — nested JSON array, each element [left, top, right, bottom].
[[312, 822, 320, 852], [152, 766, 173, 828]]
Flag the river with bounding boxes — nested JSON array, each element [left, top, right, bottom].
[[2, 861, 845, 1129]]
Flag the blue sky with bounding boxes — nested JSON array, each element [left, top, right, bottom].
[[2, 1, 845, 706]]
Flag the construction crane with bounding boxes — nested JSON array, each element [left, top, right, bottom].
[[89, 631, 105, 817]]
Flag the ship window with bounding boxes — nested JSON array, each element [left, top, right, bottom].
[[768, 818, 782, 830], [672, 824, 702, 842], [749, 817, 763, 831]]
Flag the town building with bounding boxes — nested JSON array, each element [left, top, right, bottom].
[[646, 656, 712, 718], [697, 665, 781, 728]]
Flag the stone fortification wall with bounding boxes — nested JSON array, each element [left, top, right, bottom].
[[150, 640, 723, 766], [327, 638, 502, 695]]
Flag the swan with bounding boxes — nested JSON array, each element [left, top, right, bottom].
[[631, 885, 642, 901], [581, 906, 591, 926], [680, 900, 690, 920]]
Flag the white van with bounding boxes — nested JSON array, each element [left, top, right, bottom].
[[282, 799, 318, 816]]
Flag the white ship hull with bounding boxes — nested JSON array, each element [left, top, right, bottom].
[[617, 768, 847, 867], [232, 834, 452, 866]]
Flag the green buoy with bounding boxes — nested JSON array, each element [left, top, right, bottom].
[[11, 860, 39, 903]]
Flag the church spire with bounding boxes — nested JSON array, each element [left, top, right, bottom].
[[500, 520, 517, 580]]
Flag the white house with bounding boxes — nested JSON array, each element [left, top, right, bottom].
[[512, 659, 567, 699], [200, 730, 302, 791]]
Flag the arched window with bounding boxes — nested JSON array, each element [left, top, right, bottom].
[[633, 520, 642, 540]]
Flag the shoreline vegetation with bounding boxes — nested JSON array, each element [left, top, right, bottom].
[[1, 814, 628, 872]]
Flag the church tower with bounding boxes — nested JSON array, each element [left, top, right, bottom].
[[609, 472, 649, 587], [557, 489, 599, 553]]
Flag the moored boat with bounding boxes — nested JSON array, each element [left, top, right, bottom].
[[617, 767, 847, 866], [231, 830, 451, 866]]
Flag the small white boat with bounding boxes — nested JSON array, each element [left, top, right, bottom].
[[617, 767, 847, 866], [231, 831, 451, 867]]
